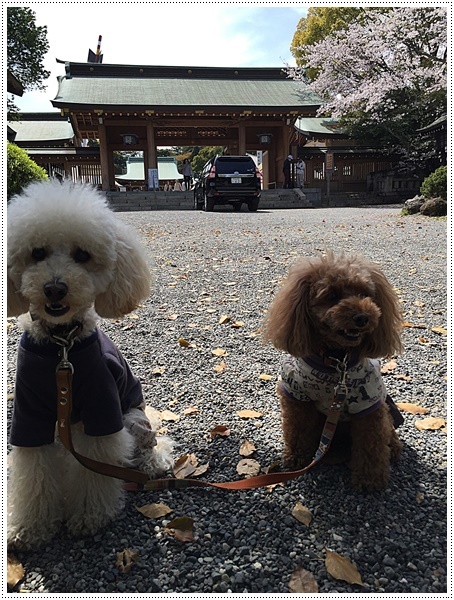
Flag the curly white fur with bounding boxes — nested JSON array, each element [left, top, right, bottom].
[[7, 179, 174, 549]]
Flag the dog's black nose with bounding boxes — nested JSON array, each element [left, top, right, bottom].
[[353, 313, 369, 327], [43, 281, 68, 302]]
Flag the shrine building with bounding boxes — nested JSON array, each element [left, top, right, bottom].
[[50, 61, 323, 190]]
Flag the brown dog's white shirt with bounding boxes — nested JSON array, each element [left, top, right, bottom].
[[279, 355, 386, 421]]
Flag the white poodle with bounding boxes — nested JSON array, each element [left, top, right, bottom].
[[7, 179, 174, 549]]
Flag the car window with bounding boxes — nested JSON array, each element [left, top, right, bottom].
[[214, 157, 256, 174]]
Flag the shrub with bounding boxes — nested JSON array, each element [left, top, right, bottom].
[[420, 166, 447, 201], [7, 141, 48, 199]]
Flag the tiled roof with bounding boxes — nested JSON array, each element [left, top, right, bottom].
[[295, 117, 346, 136], [116, 157, 182, 182], [52, 62, 322, 110], [7, 120, 74, 143]]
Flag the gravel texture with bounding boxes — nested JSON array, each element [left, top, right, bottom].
[[6, 206, 448, 594]]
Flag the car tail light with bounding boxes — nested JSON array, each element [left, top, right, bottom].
[[207, 165, 216, 179]]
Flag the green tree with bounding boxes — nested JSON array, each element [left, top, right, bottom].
[[191, 146, 224, 174], [7, 7, 50, 112], [7, 142, 48, 199]]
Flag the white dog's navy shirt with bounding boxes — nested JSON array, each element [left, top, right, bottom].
[[10, 329, 144, 447], [278, 353, 402, 425]]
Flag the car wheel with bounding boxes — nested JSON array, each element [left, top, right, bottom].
[[248, 199, 259, 212], [233, 202, 242, 212], [204, 192, 215, 212]]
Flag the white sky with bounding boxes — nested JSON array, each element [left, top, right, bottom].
[[8, 2, 308, 112]]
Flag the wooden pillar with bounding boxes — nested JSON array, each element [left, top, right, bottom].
[[98, 123, 110, 191], [238, 122, 246, 155], [146, 121, 157, 190]]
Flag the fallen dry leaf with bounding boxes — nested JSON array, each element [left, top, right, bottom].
[[218, 315, 231, 325], [178, 337, 191, 347], [415, 417, 446, 431], [7, 554, 24, 590], [258, 373, 273, 381], [413, 300, 425, 307], [236, 458, 261, 478], [431, 326, 447, 335], [192, 463, 210, 477], [160, 409, 180, 422], [292, 502, 312, 527], [173, 454, 198, 479], [212, 348, 228, 357], [237, 409, 263, 419], [395, 402, 429, 415], [183, 406, 199, 416], [135, 502, 173, 519], [402, 321, 427, 329], [325, 550, 363, 586], [231, 321, 245, 328], [210, 425, 231, 438], [165, 516, 195, 542], [213, 361, 227, 373], [263, 460, 281, 474], [381, 360, 397, 374], [116, 548, 139, 574], [151, 366, 166, 376], [289, 566, 319, 593], [418, 336, 432, 346], [167, 314, 179, 320], [239, 440, 257, 457]]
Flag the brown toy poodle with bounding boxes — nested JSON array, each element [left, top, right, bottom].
[[263, 251, 403, 491]]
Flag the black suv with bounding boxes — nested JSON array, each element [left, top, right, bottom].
[[194, 155, 261, 212]]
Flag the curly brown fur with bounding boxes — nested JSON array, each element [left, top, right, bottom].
[[264, 252, 403, 491]]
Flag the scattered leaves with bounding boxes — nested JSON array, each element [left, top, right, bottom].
[[213, 361, 227, 373], [236, 458, 261, 478], [183, 406, 199, 416], [402, 321, 426, 329], [325, 550, 363, 586], [116, 548, 139, 574], [165, 516, 195, 542], [413, 300, 425, 307], [231, 320, 245, 328], [289, 566, 319, 593], [292, 502, 312, 527], [395, 402, 429, 415], [237, 409, 263, 419], [178, 337, 191, 347], [239, 440, 257, 457], [193, 462, 210, 477], [210, 425, 231, 438], [415, 417, 446, 431], [135, 502, 173, 519], [7, 554, 24, 591]]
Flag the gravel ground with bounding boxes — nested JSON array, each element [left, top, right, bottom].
[[6, 206, 448, 594]]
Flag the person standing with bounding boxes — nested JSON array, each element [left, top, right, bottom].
[[181, 159, 194, 191], [296, 158, 306, 189], [283, 154, 293, 189]]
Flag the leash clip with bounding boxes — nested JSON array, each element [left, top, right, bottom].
[[51, 324, 79, 373], [328, 353, 349, 409]]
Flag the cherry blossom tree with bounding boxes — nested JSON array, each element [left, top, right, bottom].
[[289, 7, 447, 170]]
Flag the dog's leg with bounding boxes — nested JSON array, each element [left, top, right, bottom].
[[64, 426, 133, 536], [123, 407, 174, 477], [349, 404, 400, 491], [8, 445, 64, 549], [279, 392, 325, 469]]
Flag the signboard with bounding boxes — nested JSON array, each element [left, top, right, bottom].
[[148, 168, 159, 191], [325, 151, 334, 171]]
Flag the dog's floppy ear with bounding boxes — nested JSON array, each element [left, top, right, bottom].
[[263, 259, 317, 357], [94, 221, 152, 318], [366, 265, 403, 358], [7, 268, 29, 317]]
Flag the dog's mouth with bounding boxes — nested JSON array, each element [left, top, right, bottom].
[[45, 303, 70, 318], [340, 328, 362, 342]]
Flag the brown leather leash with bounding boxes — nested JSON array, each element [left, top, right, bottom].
[[55, 331, 348, 492]]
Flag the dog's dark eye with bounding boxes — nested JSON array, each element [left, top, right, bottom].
[[74, 248, 91, 263], [32, 248, 47, 262], [328, 291, 341, 302]]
